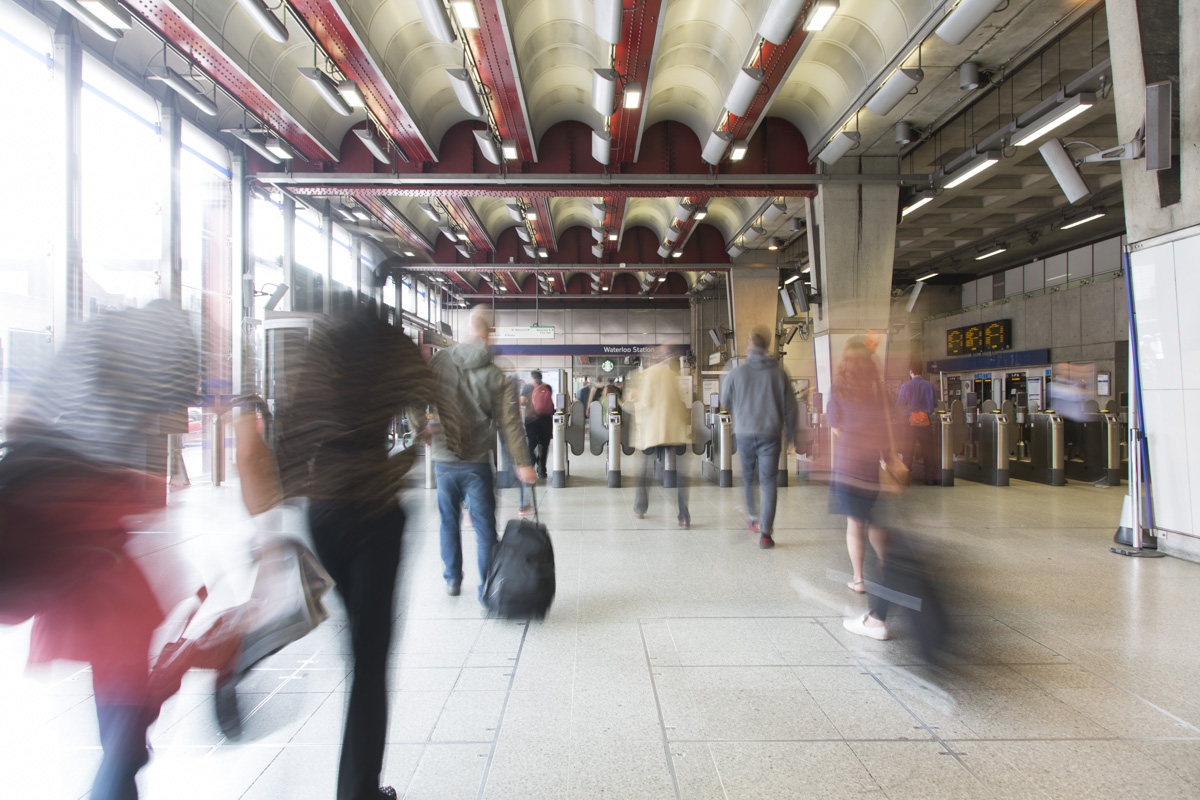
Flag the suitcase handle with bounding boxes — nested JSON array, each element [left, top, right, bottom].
[[529, 480, 540, 524]]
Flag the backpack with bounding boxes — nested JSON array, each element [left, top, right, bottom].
[[482, 490, 555, 619], [531, 383, 554, 417]]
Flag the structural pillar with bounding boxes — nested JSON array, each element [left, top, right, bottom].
[[281, 194, 295, 312], [322, 202, 333, 316], [52, 17, 82, 348], [728, 268, 782, 358], [160, 95, 183, 304], [231, 151, 252, 396], [804, 167, 899, 397]]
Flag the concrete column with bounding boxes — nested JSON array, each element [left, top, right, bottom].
[[728, 268, 782, 358], [160, 95, 183, 304], [281, 195, 295, 312], [351, 235, 362, 304], [52, 17, 82, 347], [231, 152, 251, 395], [804, 173, 899, 395], [322, 203, 333, 316]]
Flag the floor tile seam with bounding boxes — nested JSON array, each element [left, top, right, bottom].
[[667, 737, 940, 745], [938, 736, 1200, 743], [474, 621, 531, 800], [235, 743, 290, 800], [229, 652, 328, 755], [639, 620, 685, 800]]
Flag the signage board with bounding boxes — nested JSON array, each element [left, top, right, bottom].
[[492, 325, 555, 339]]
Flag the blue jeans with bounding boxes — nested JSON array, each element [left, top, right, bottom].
[[436, 462, 497, 594], [737, 435, 781, 534]]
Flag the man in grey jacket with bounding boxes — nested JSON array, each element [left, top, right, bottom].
[[720, 327, 798, 549], [429, 306, 536, 598]]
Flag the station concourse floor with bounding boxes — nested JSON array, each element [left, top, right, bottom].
[[3, 452, 1200, 800]]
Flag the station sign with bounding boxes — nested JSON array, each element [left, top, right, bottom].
[[492, 325, 555, 339]]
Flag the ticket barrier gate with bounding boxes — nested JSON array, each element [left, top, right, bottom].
[[1064, 403, 1124, 485], [691, 395, 734, 487], [550, 397, 586, 488], [953, 402, 1009, 486], [589, 396, 633, 487], [1007, 411, 1065, 485], [931, 400, 966, 486], [650, 445, 687, 488], [795, 393, 830, 483]]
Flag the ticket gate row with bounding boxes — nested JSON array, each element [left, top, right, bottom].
[[691, 397, 733, 487]]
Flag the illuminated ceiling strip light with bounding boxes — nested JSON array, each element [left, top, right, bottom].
[[608, 232, 618, 241], [451, 1, 479, 30], [354, 127, 391, 164], [232, 0, 287, 43], [265, 137, 294, 159], [943, 149, 1000, 189], [975, 244, 1007, 260], [297, 67, 352, 116], [935, 0, 1003, 46], [865, 68, 924, 116], [693, 205, 708, 220], [901, 189, 936, 216], [784, 274, 801, 284], [148, 67, 218, 116], [623, 82, 642, 109], [338, 80, 366, 108], [46, 0, 122, 42], [1011, 93, 1097, 146], [730, 140, 749, 161], [592, 69, 618, 117], [501, 139, 518, 160], [1061, 211, 1106, 230], [78, 0, 130, 29], [759, 0, 806, 44], [446, 69, 483, 117], [594, 0, 622, 45], [802, 0, 840, 32], [917, 271, 938, 281], [725, 67, 764, 117]]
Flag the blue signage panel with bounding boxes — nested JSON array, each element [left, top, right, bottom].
[[926, 348, 1050, 373], [490, 344, 692, 356]]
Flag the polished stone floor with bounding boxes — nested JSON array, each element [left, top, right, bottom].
[[3, 451, 1200, 799]]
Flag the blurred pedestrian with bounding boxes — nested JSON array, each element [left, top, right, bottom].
[[428, 306, 536, 600], [630, 351, 691, 528], [520, 369, 553, 479], [826, 340, 890, 635], [278, 306, 458, 800], [720, 327, 797, 549], [2, 300, 199, 800], [897, 362, 938, 485], [577, 377, 594, 417]]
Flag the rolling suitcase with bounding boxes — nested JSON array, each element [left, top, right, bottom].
[[482, 485, 555, 619]]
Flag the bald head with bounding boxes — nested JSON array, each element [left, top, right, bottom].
[[468, 305, 492, 340]]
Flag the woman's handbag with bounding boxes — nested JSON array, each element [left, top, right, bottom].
[[878, 386, 910, 495]]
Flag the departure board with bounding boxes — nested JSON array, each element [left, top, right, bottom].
[[947, 319, 1012, 355]]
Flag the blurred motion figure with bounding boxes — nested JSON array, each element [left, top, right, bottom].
[[629, 351, 691, 527]]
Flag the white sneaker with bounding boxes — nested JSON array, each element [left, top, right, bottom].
[[843, 612, 889, 641]]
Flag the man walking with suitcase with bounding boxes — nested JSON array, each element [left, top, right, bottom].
[[429, 306, 536, 600]]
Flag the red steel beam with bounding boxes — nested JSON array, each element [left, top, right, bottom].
[[468, 0, 536, 162], [357, 196, 434, 253], [124, 0, 335, 162], [527, 197, 556, 252], [724, 32, 809, 144], [287, 0, 436, 161], [284, 184, 816, 199], [441, 196, 494, 253], [610, 0, 665, 164]]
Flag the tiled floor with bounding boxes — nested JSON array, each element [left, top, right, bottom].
[[4, 452, 1200, 799]]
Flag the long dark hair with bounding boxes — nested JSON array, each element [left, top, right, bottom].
[[833, 341, 880, 403]]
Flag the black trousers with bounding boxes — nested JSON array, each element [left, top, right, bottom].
[[525, 416, 552, 473], [309, 502, 405, 800], [904, 424, 938, 482], [634, 446, 689, 523]]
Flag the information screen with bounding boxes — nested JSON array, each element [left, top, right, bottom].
[[947, 319, 1012, 355]]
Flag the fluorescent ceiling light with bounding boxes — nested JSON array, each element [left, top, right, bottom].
[[231, 0, 287, 43], [865, 68, 924, 116], [592, 69, 618, 117], [297, 68, 352, 116], [1011, 93, 1097, 146], [975, 244, 1007, 260], [230, 128, 280, 164], [338, 80, 366, 108], [670, 250, 682, 259], [767, 237, 781, 251], [608, 232, 618, 241], [917, 271, 938, 281], [354, 127, 391, 164], [334, 204, 356, 221], [1061, 211, 1106, 230], [592, 130, 612, 165], [817, 130, 859, 165], [943, 149, 1000, 189], [451, 1, 479, 29], [352, 207, 370, 222], [759, 0, 806, 43], [594, 0, 622, 44], [404, 250, 415, 257], [148, 67, 218, 116], [763, 201, 786, 222], [46, 0, 123, 43], [743, 225, 765, 243], [78, 0, 130, 29], [446, 68, 483, 117], [501, 139, 518, 160], [623, 82, 642, 109], [730, 140, 749, 161], [456, 229, 469, 240], [538, 247, 548, 258], [415, 0, 455, 43], [902, 188, 936, 216], [801, 263, 811, 273], [784, 274, 801, 284], [474, 129, 501, 164], [726, 67, 765, 117], [526, 209, 538, 220], [265, 137, 294, 159], [675, 202, 694, 221], [802, 0, 839, 32], [702, 131, 732, 165], [505, 202, 523, 221], [693, 205, 708, 220], [601, 286, 609, 291], [935, 0, 1003, 46], [420, 202, 441, 222]]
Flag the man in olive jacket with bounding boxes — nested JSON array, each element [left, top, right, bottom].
[[429, 305, 536, 599]]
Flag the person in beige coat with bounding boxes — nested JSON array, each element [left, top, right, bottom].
[[629, 353, 691, 528]]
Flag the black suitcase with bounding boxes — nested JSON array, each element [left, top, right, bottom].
[[482, 487, 555, 619]]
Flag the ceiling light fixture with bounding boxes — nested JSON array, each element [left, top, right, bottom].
[[591, 227, 606, 242], [728, 243, 745, 258], [917, 271, 938, 281], [960, 62, 981, 90], [230, 128, 281, 164], [702, 130, 733, 165], [352, 207, 370, 222], [265, 136, 294, 160], [1061, 210, 1106, 230], [975, 243, 1007, 260], [474, 129, 501, 164], [592, 69, 618, 117], [147, 67, 218, 116], [516, 227, 531, 242], [420, 202, 442, 222], [664, 223, 682, 243], [802, 0, 840, 31], [456, 229, 469, 240], [763, 201, 787, 222], [455, 244, 471, 258], [902, 188, 936, 216], [231, 0, 287, 43], [451, 0, 479, 29], [608, 232, 618, 241], [46, 0, 123, 42], [675, 202, 694, 222], [337, 80, 366, 108], [935, 0, 1003, 46], [592, 244, 605, 258], [743, 225, 765, 243], [505, 202, 523, 222], [354, 127, 391, 164], [415, 0, 456, 43], [895, 121, 914, 145], [942, 149, 1000, 189], [538, 247, 549, 258], [1011, 92, 1097, 147], [730, 140, 749, 161], [501, 139, 518, 160], [657, 243, 672, 258], [623, 81, 642, 109], [591, 202, 607, 222], [404, 250, 415, 257], [693, 205, 708, 220], [784, 274, 801, 285], [594, 0, 622, 44], [297, 67, 353, 116], [591, 130, 612, 165], [817, 130, 859, 165], [1038, 138, 1091, 203], [759, 0, 806, 43], [726, 67, 765, 117], [446, 68, 483, 117], [77, 0, 130, 29], [523, 245, 536, 258], [865, 67, 924, 116], [526, 209, 538, 220], [767, 237, 782, 251], [438, 225, 457, 241]]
